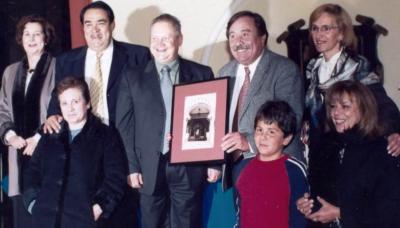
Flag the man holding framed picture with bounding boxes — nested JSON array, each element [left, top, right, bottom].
[[116, 14, 220, 228]]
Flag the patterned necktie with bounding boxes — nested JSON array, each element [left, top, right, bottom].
[[160, 65, 173, 154], [233, 66, 251, 131], [90, 52, 104, 119]]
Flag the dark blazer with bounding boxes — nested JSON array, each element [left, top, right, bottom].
[[47, 40, 151, 126], [116, 58, 214, 195], [23, 114, 127, 228]]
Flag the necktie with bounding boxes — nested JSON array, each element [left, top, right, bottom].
[[160, 65, 173, 154], [232, 66, 251, 131], [90, 52, 104, 119]]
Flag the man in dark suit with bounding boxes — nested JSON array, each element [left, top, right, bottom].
[[43, 1, 150, 227], [116, 14, 220, 228], [45, 1, 151, 126], [220, 11, 305, 163]]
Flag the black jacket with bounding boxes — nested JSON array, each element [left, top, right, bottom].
[[47, 40, 151, 126], [23, 114, 127, 228], [309, 128, 400, 228]]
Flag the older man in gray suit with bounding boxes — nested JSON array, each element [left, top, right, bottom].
[[220, 11, 305, 169]]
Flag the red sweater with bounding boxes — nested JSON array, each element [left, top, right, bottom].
[[236, 155, 290, 228]]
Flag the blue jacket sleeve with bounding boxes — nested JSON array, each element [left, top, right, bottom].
[[286, 158, 309, 228]]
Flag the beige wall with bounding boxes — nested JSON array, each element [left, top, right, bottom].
[[104, 0, 400, 107]]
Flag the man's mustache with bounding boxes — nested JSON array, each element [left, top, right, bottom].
[[232, 44, 250, 52]]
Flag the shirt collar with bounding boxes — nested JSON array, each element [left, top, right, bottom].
[[238, 50, 263, 80], [87, 40, 114, 57], [155, 59, 179, 74], [322, 48, 342, 66]]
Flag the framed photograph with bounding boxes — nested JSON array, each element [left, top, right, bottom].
[[170, 77, 228, 164]]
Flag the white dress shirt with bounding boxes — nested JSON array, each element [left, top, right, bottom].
[[228, 52, 263, 132], [85, 41, 114, 125], [25, 70, 34, 94]]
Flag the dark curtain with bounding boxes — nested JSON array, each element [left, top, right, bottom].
[[0, 1, 71, 227], [0, 0, 71, 74]]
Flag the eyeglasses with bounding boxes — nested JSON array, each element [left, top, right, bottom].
[[310, 25, 339, 33]]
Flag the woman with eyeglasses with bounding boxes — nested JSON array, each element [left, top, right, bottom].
[[298, 4, 400, 227], [303, 3, 400, 159]]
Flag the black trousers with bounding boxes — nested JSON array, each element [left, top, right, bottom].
[[139, 154, 203, 228], [105, 185, 139, 228], [11, 195, 32, 228]]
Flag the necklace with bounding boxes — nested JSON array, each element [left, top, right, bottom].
[[339, 147, 345, 164]]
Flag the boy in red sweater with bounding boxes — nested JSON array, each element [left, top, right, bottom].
[[234, 101, 308, 228]]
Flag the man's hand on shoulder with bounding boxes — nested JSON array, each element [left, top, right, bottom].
[[128, 173, 143, 188], [43, 115, 63, 134]]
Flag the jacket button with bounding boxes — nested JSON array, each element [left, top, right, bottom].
[[56, 180, 63, 186]]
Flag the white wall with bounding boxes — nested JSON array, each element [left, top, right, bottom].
[[104, 0, 400, 107]]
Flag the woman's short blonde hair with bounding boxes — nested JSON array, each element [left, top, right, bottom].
[[309, 4, 358, 54]]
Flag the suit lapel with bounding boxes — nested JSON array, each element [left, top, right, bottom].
[[107, 41, 127, 92], [74, 47, 86, 77], [178, 58, 192, 84], [220, 61, 238, 104], [144, 60, 165, 110], [228, 76, 236, 104]]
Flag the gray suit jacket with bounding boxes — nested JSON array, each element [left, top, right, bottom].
[[218, 49, 305, 162]]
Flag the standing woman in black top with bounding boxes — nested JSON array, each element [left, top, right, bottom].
[[0, 15, 55, 228]]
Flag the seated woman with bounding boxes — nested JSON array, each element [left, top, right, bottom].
[[304, 3, 400, 155], [22, 77, 127, 228], [298, 80, 400, 227]]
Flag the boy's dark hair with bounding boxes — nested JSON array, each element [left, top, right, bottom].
[[254, 100, 297, 137]]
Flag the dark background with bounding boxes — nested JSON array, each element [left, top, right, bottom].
[[0, 0, 71, 74]]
